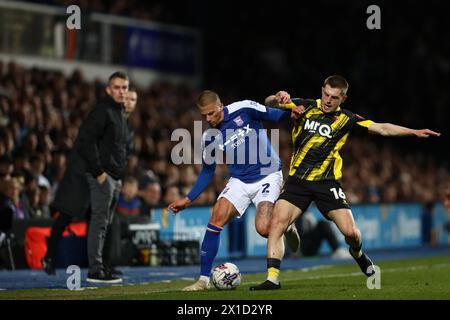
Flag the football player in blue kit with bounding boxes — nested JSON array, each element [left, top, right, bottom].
[[168, 90, 304, 291]]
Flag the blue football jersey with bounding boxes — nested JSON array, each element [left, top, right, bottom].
[[187, 100, 290, 201]]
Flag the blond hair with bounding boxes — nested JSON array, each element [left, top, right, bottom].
[[197, 90, 220, 107]]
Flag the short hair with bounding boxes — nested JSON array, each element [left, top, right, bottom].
[[323, 75, 349, 95], [123, 175, 138, 185], [108, 71, 129, 85], [197, 90, 220, 107], [128, 86, 137, 94]]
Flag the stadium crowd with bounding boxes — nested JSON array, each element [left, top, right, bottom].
[[1, 0, 449, 224], [0, 60, 448, 226]]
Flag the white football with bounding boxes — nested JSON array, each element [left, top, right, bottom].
[[211, 262, 242, 290]]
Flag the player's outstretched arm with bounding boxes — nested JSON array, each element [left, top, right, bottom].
[[264, 91, 306, 120], [168, 162, 216, 215], [265, 91, 291, 107], [368, 122, 441, 138]]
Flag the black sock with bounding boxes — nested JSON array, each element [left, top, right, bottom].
[[267, 258, 281, 269], [350, 242, 362, 258]]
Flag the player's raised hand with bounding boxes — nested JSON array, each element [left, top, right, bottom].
[[275, 91, 291, 104], [414, 129, 441, 138], [168, 197, 191, 215], [291, 105, 306, 120]]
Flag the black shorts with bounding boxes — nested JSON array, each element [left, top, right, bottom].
[[278, 176, 350, 219]]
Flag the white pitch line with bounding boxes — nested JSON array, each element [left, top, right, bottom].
[[108, 262, 450, 294], [245, 262, 450, 285], [9, 262, 448, 294]]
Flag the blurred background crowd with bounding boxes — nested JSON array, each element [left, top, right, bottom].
[[1, 0, 449, 224], [0, 60, 447, 224]]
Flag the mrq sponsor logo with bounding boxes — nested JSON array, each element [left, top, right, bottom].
[[304, 119, 332, 138]]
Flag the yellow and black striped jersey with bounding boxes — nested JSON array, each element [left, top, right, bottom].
[[289, 98, 373, 181]]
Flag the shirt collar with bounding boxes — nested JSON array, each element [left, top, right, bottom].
[[317, 99, 341, 115], [223, 107, 230, 121]]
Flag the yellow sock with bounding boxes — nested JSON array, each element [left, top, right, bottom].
[[267, 267, 280, 284]]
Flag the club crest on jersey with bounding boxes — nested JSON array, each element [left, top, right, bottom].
[[233, 116, 244, 127], [304, 119, 332, 138]]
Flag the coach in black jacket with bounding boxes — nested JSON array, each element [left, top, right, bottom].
[[44, 72, 130, 283], [79, 72, 129, 283]]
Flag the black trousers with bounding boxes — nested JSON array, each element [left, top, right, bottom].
[[45, 212, 116, 268], [300, 220, 340, 256]]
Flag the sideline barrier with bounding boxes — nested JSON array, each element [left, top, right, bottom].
[[153, 203, 449, 258]]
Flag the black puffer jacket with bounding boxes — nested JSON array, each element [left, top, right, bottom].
[[75, 95, 129, 180]]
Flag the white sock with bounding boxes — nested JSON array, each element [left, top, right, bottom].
[[200, 275, 210, 284]]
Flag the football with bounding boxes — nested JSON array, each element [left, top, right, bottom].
[[211, 262, 242, 290]]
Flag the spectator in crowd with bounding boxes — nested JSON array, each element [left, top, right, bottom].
[[19, 176, 51, 219], [12, 150, 31, 173], [0, 58, 447, 211], [47, 149, 67, 198], [29, 153, 51, 193], [0, 59, 448, 207], [138, 174, 162, 219], [21, 178, 40, 219], [0, 177, 19, 269], [0, 177, 24, 223], [37, 178, 52, 218], [0, 178, 16, 232], [0, 155, 13, 178], [162, 184, 181, 206], [444, 187, 450, 212], [115, 176, 142, 219], [444, 187, 450, 233]]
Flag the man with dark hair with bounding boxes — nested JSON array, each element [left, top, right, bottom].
[[250, 75, 441, 290], [43, 71, 131, 283], [322, 75, 349, 95], [108, 71, 128, 85], [102, 89, 139, 275]]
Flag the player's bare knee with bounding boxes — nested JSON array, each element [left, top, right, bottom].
[[255, 202, 274, 237], [255, 220, 269, 238], [209, 211, 229, 228], [269, 214, 290, 236], [209, 199, 238, 227], [345, 226, 361, 242]]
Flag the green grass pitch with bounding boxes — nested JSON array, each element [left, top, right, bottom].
[[1, 255, 449, 300]]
